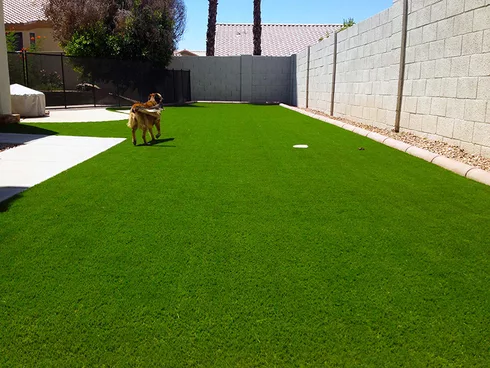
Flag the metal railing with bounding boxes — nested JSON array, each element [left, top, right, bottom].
[[7, 51, 191, 108]]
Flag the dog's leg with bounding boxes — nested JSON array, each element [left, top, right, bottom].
[[155, 117, 161, 139], [142, 127, 150, 146], [131, 127, 137, 146], [148, 125, 156, 143]]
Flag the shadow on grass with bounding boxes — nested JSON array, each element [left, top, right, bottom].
[[136, 138, 175, 147], [0, 187, 27, 213], [0, 124, 59, 136]]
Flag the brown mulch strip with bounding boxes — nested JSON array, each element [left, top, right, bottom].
[[305, 108, 490, 172]]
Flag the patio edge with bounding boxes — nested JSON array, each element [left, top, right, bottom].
[[279, 103, 490, 187]]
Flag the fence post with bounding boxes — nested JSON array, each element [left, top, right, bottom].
[[21, 51, 27, 86], [117, 85, 121, 107], [172, 69, 177, 103], [188, 71, 192, 102], [24, 51, 29, 87], [306, 46, 311, 109], [91, 70, 96, 107], [180, 69, 184, 103], [394, 0, 409, 133], [330, 32, 338, 116], [60, 53, 67, 108]]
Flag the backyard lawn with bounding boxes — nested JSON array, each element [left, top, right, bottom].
[[1, 104, 489, 366]]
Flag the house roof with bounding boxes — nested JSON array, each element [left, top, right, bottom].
[[174, 50, 206, 57], [3, 0, 48, 25], [215, 23, 342, 57]]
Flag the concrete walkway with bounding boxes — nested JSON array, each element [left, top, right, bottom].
[[0, 133, 125, 203], [21, 107, 129, 123]]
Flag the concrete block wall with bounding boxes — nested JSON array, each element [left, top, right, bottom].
[[251, 56, 292, 103], [290, 0, 490, 157], [334, 2, 403, 128], [169, 56, 241, 101], [292, 48, 309, 108], [307, 37, 336, 112], [402, 0, 490, 156], [169, 55, 291, 103]]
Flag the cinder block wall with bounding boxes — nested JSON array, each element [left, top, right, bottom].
[[291, 0, 490, 158], [293, 49, 309, 107], [335, 3, 402, 128], [251, 56, 291, 103], [402, 0, 490, 156], [308, 37, 336, 112], [168, 55, 291, 103], [169, 57, 241, 101]]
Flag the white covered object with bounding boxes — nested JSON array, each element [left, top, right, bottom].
[[10, 84, 46, 117]]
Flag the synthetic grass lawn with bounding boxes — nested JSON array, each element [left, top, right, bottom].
[[1, 104, 489, 367]]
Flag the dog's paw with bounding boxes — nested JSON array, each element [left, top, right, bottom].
[[132, 140, 136, 146], [156, 133, 161, 139]]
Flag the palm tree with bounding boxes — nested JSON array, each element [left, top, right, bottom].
[[206, 0, 218, 56], [253, 0, 261, 55]]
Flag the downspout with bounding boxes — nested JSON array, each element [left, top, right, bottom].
[[394, 0, 409, 132]]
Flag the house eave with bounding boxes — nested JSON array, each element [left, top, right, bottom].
[[4, 20, 53, 31]]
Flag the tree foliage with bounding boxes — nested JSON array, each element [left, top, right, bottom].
[[319, 18, 356, 42], [44, 0, 186, 67], [339, 18, 356, 31]]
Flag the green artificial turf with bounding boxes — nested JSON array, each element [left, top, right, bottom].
[[1, 104, 489, 367]]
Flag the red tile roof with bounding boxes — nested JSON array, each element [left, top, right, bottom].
[[215, 23, 342, 57], [3, 0, 48, 25]]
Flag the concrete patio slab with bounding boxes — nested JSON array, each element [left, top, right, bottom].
[[20, 108, 129, 123], [0, 133, 125, 203]]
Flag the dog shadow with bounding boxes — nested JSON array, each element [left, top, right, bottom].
[[136, 137, 175, 147]]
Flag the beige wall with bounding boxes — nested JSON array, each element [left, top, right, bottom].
[[21, 27, 62, 52], [5, 23, 62, 53], [0, 0, 12, 114]]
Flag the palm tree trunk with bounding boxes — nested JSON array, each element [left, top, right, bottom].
[[206, 0, 218, 56], [253, 0, 261, 55]]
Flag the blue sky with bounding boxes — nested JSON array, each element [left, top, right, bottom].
[[178, 0, 394, 51]]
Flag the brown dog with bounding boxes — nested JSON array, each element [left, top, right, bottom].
[[127, 93, 164, 145]]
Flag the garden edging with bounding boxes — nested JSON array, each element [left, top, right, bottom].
[[279, 103, 490, 187]]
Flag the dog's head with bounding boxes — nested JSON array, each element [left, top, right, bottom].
[[148, 93, 163, 104]]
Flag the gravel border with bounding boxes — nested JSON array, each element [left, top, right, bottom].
[[303, 108, 490, 172]]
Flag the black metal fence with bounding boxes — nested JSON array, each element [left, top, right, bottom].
[[7, 51, 191, 108]]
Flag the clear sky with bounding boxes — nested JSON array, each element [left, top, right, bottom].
[[178, 0, 394, 51]]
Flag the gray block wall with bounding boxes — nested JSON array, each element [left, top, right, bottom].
[[169, 56, 241, 101], [334, 3, 402, 128], [251, 56, 292, 103], [307, 37, 336, 112], [293, 48, 309, 108], [402, 0, 490, 156], [169, 55, 291, 103], [290, 0, 490, 158]]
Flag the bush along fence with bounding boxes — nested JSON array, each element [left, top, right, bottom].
[[7, 51, 192, 108]]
